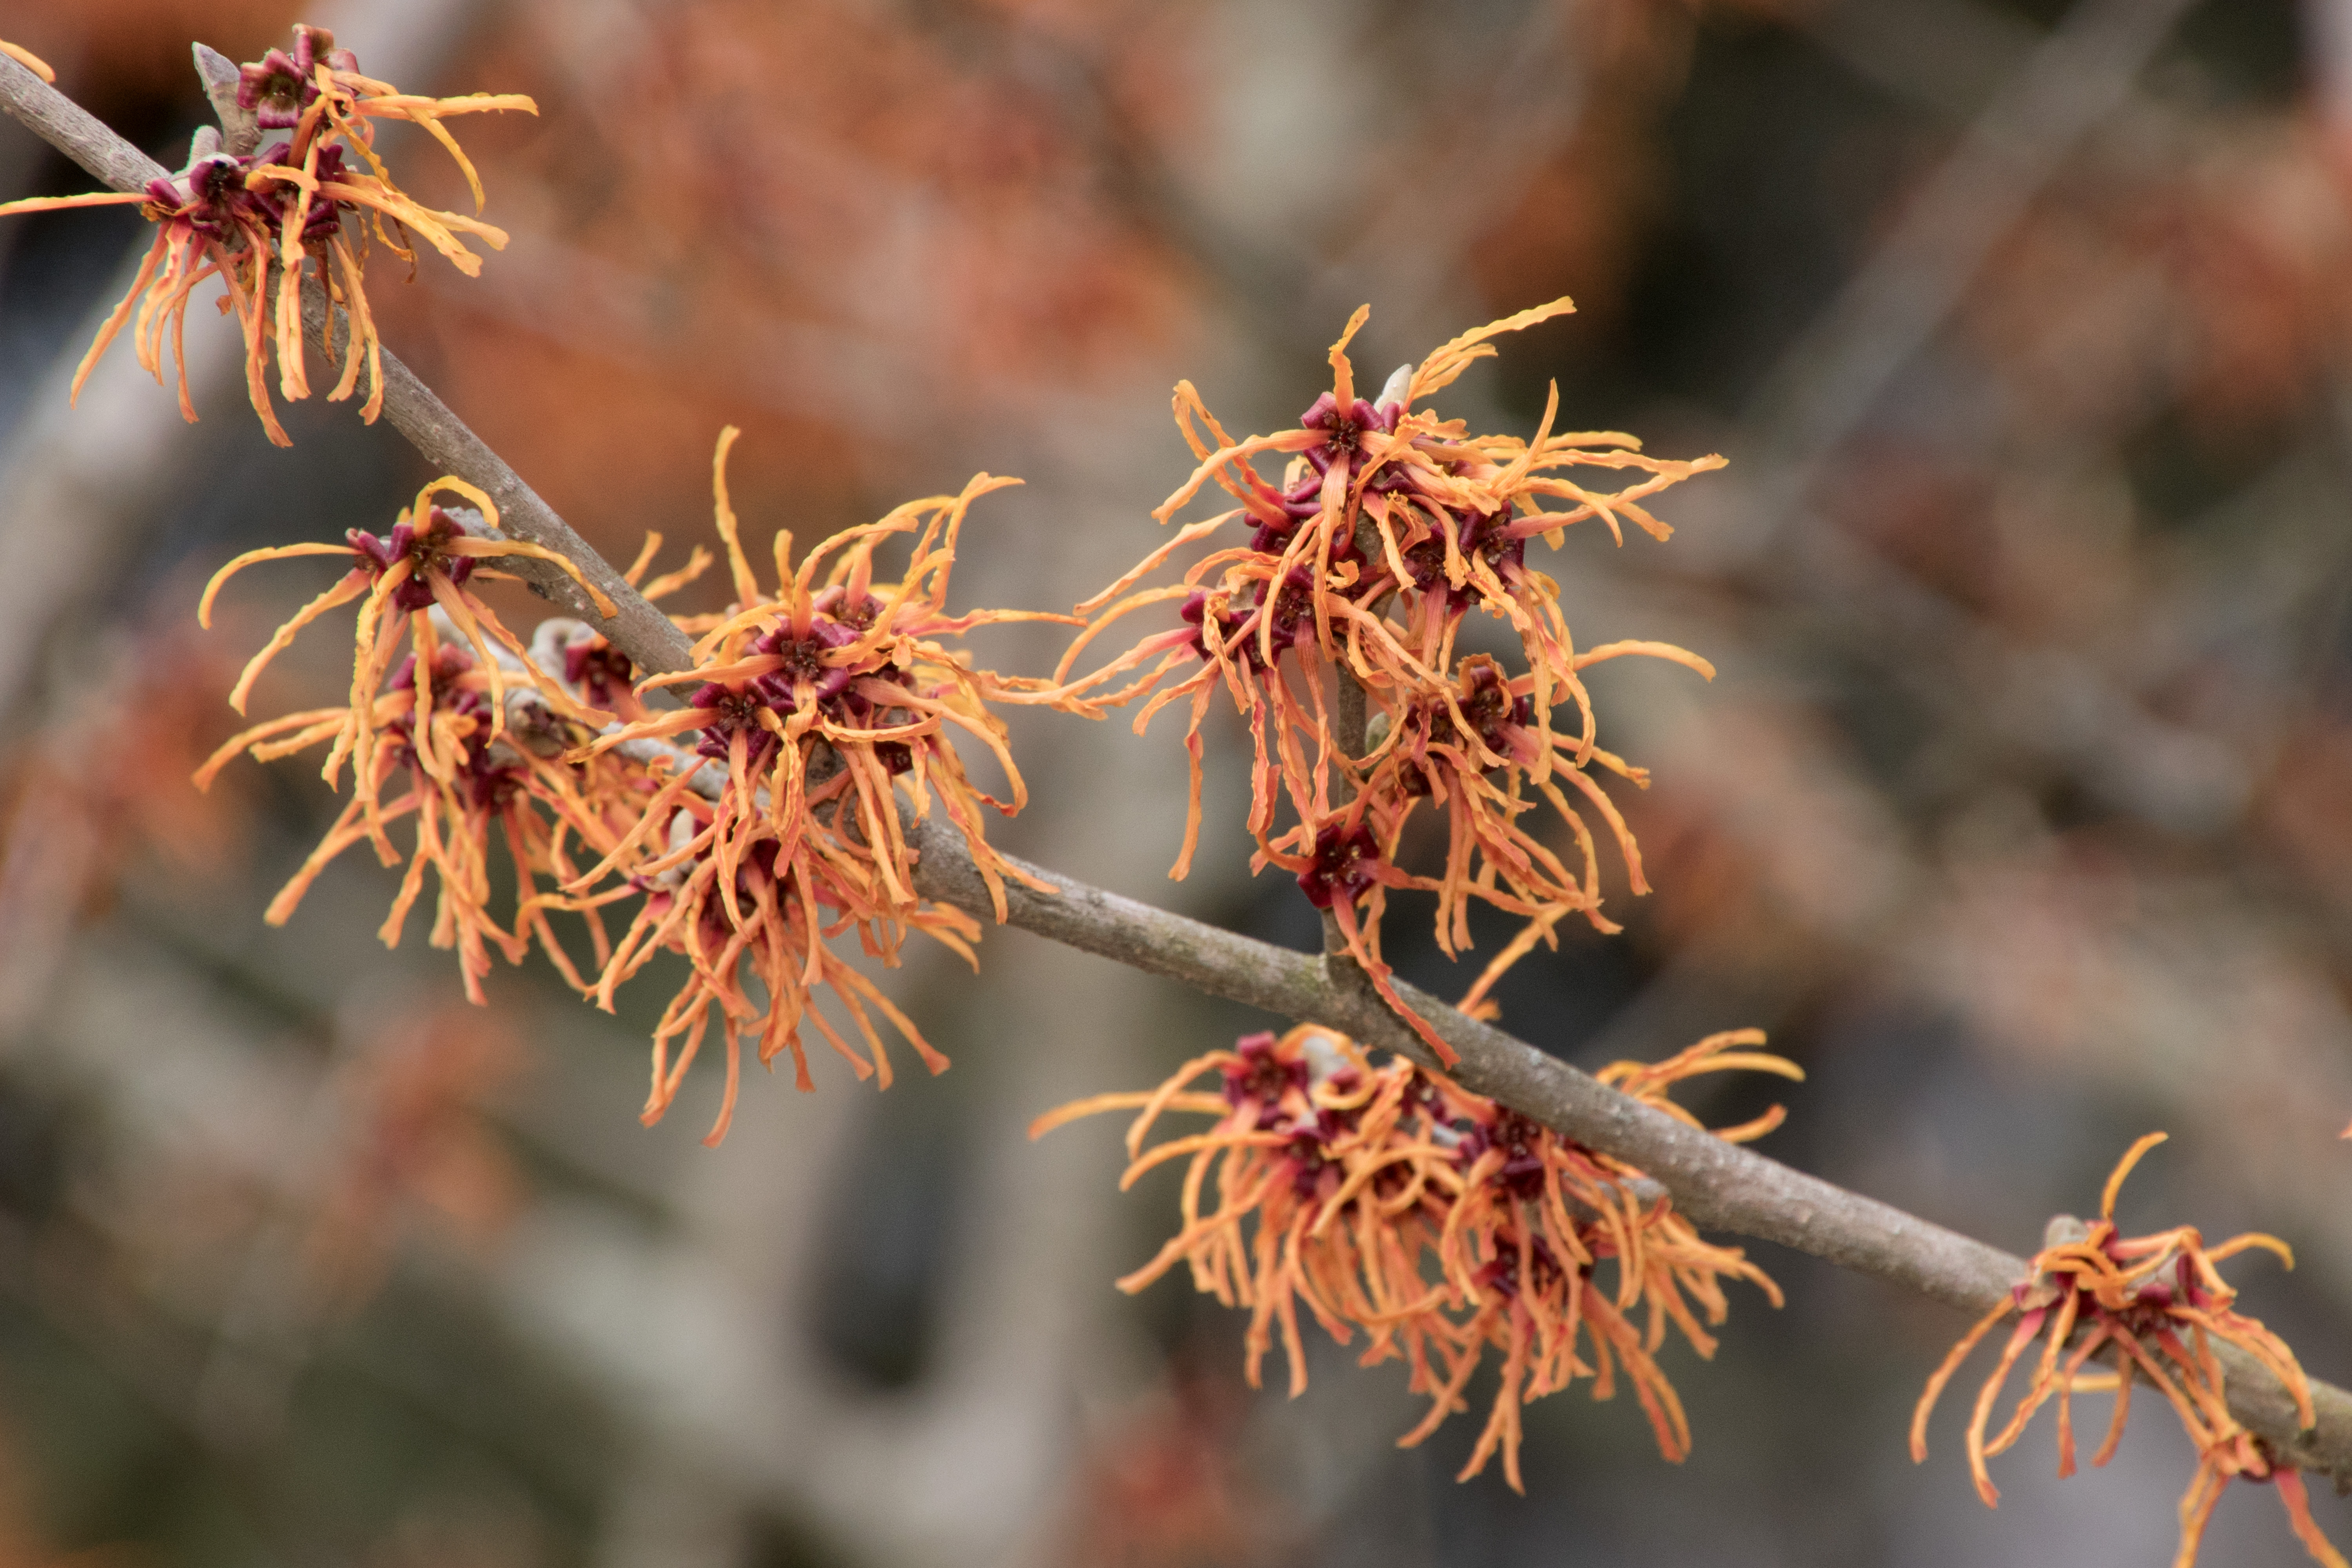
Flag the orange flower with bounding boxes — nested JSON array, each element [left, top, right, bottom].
[[1912, 1132, 2344, 1568], [1361, 657, 1610, 949], [199, 475, 613, 829], [190, 427, 1056, 1140], [538, 769, 976, 1144], [1045, 301, 1720, 860], [1057, 1359, 1282, 1568], [0, 624, 252, 1035], [1406, 1028, 1793, 1490], [305, 1007, 528, 1307], [221, 659, 635, 1007], [1040, 553, 1345, 883], [194, 480, 616, 1000], [1033, 1027, 1455, 1395], [1034, 302, 1721, 1045], [0, 25, 533, 445], [519, 428, 1072, 1138], [575, 427, 1067, 927], [1315, 650, 1711, 1029], [195, 641, 572, 1000], [1036, 1024, 1794, 1493]]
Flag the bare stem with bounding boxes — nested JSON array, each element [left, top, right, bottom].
[[1322, 667, 1368, 960], [3, 49, 2343, 1485]]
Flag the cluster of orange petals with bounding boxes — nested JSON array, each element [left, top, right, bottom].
[[200, 436, 1052, 1143], [537, 429, 1065, 1138], [196, 477, 619, 1003], [1027, 301, 1723, 1057], [0, 24, 533, 445], [1913, 1132, 2345, 1568], [1035, 1024, 1798, 1491]]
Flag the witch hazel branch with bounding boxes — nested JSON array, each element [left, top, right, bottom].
[[0, 34, 2346, 1562]]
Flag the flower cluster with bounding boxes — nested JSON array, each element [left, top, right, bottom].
[[1030, 302, 1723, 1055], [196, 477, 618, 1003], [1034, 1024, 1797, 1491], [534, 430, 1067, 1137], [201, 434, 1052, 1143], [0, 24, 533, 445], [575, 428, 1063, 926], [1913, 1132, 2345, 1568]]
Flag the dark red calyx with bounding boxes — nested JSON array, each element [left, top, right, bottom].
[[350, 506, 475, 612], [811, 585, 886, 632], [385, 650, 521, 805], [752, 618, 858, 708], [1222, 1032, 1309, 1109], [1297, 820, 1383, 910], [695, 839, 800, 946], [1458, 1109, 1549, 1198], [237, 26, 357, 128], [1456, 663, 1532, 753], [1472, 1232, 1564, 1299], [1179, 592, 1240, 662], [1399, 507, 1521, 616], [688, 681, 777, 761], [564, 641, 634, 706], [1259, 566, 1316, 648], [1299, 392, 1393, 475]]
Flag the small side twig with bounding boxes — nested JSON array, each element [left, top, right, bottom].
[[1321, 669, 1369, 965]]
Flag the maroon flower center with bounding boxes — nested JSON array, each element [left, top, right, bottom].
[[690, 681, 773, 760], [1474, 1232, 1566, 1299], [1221, 1032, 1308, 1108], [238, 52, 314, 127], [1300, 391, 1391, 475], [1298, 821, 1384, 911], [564, 642, 635, 708], [1457, 665, 1531, 751], [751, 618, 859, 711], [694, 840, 799, 949], [350, 506, 476, 613], [236, 28, 358, 131]]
